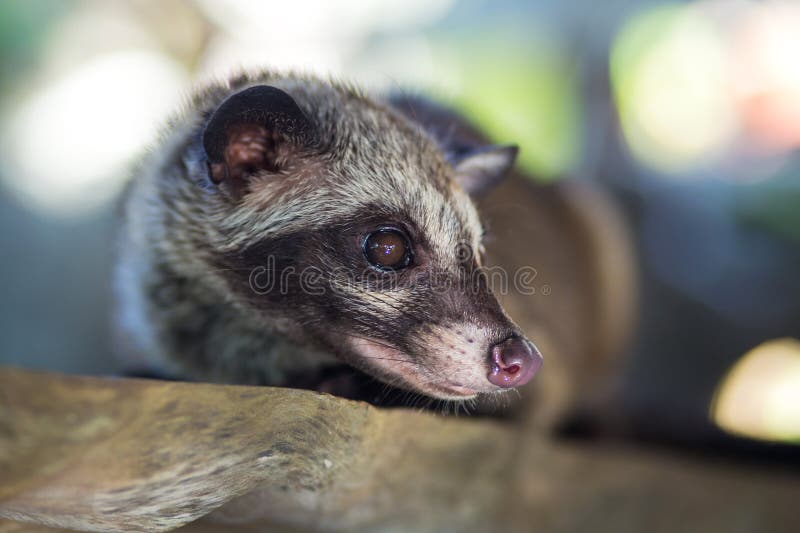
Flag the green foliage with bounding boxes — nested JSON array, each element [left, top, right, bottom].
[[432, 31, 580, 180], [736, 177, 800, 245], [0, 0, 70, 90]]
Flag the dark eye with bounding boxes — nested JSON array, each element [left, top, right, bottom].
[[363, 228, 412, 271]]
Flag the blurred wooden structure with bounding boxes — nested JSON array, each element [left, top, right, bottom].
[[1, 367, 798, 532]]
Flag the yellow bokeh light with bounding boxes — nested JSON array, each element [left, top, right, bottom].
[[711, 338, 800, 444], [611, 4, 738, 173]]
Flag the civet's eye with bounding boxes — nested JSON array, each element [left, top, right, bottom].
[[363, 228, 412, 271]]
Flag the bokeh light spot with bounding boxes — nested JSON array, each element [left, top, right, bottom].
[[443, 33, 580, 180], [711, 338, 800, 444], [1, 50, 188, 216], [611, 4, 737, 174]]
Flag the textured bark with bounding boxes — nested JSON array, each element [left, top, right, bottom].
[[0, 368, 515, 532], [1, 368, 799, 533]]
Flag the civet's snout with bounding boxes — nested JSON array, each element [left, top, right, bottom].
[[487, 335, 542, 388]]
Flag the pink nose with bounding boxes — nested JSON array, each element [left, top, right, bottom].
[[487, 336, 542, 388]]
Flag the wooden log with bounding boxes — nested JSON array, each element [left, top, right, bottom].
[[0, 368, 515, 532], [1, 368, 799, 533]]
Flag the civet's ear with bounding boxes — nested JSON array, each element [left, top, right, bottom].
[[452, 145, 518, 196], [202, 85, 315, 185], [386, 94, 518, 196]]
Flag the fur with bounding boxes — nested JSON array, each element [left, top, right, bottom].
[[114, 70, 535, 402]]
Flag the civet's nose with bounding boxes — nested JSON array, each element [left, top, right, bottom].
[[487, 335, 542, 388]]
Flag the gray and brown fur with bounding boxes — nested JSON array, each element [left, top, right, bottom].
[[387, 96, 638, 424], [114, 70, 536, 404]]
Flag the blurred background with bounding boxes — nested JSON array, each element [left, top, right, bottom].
[[0, 0, 799, 454]]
